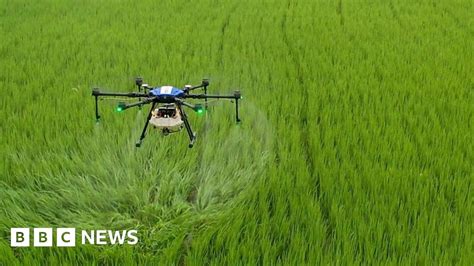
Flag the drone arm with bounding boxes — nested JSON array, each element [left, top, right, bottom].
[[92, 88, 149, 98], [183, 91, 242, 122], [183, 94, 235, 100], [187, 84, 205, 91], [183, 79, 209, 94], [92, 88, 152, 121], [119, 98, 155, 111], [175, 99, 196, 109]]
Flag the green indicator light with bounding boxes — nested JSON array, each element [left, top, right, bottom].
[[197, 108, 205, 115], [116, 102, 126, 112], [194, 104, 205, 115]]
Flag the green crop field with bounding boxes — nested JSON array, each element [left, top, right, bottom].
[[1, 0, 472, 264]]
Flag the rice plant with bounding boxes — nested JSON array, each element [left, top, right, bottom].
[[0, 0, 472, 264]]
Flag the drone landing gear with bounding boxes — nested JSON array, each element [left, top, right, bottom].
[[135, 102, 157, 147], [188, 132, 197, 148], [177, 102, 197, 148]]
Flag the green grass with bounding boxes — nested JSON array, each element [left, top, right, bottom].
[[1, 0, 472, 264]]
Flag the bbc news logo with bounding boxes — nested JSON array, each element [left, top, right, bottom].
[[10, 228, 138, 247]]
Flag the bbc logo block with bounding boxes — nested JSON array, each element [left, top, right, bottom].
[[57, 228, 76, 247], [11, 228, 76, 247], [10, 228, 137, 247], [10, 228, 30, 247]]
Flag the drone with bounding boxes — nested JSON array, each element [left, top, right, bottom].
[[92, 78, 241, 148]]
